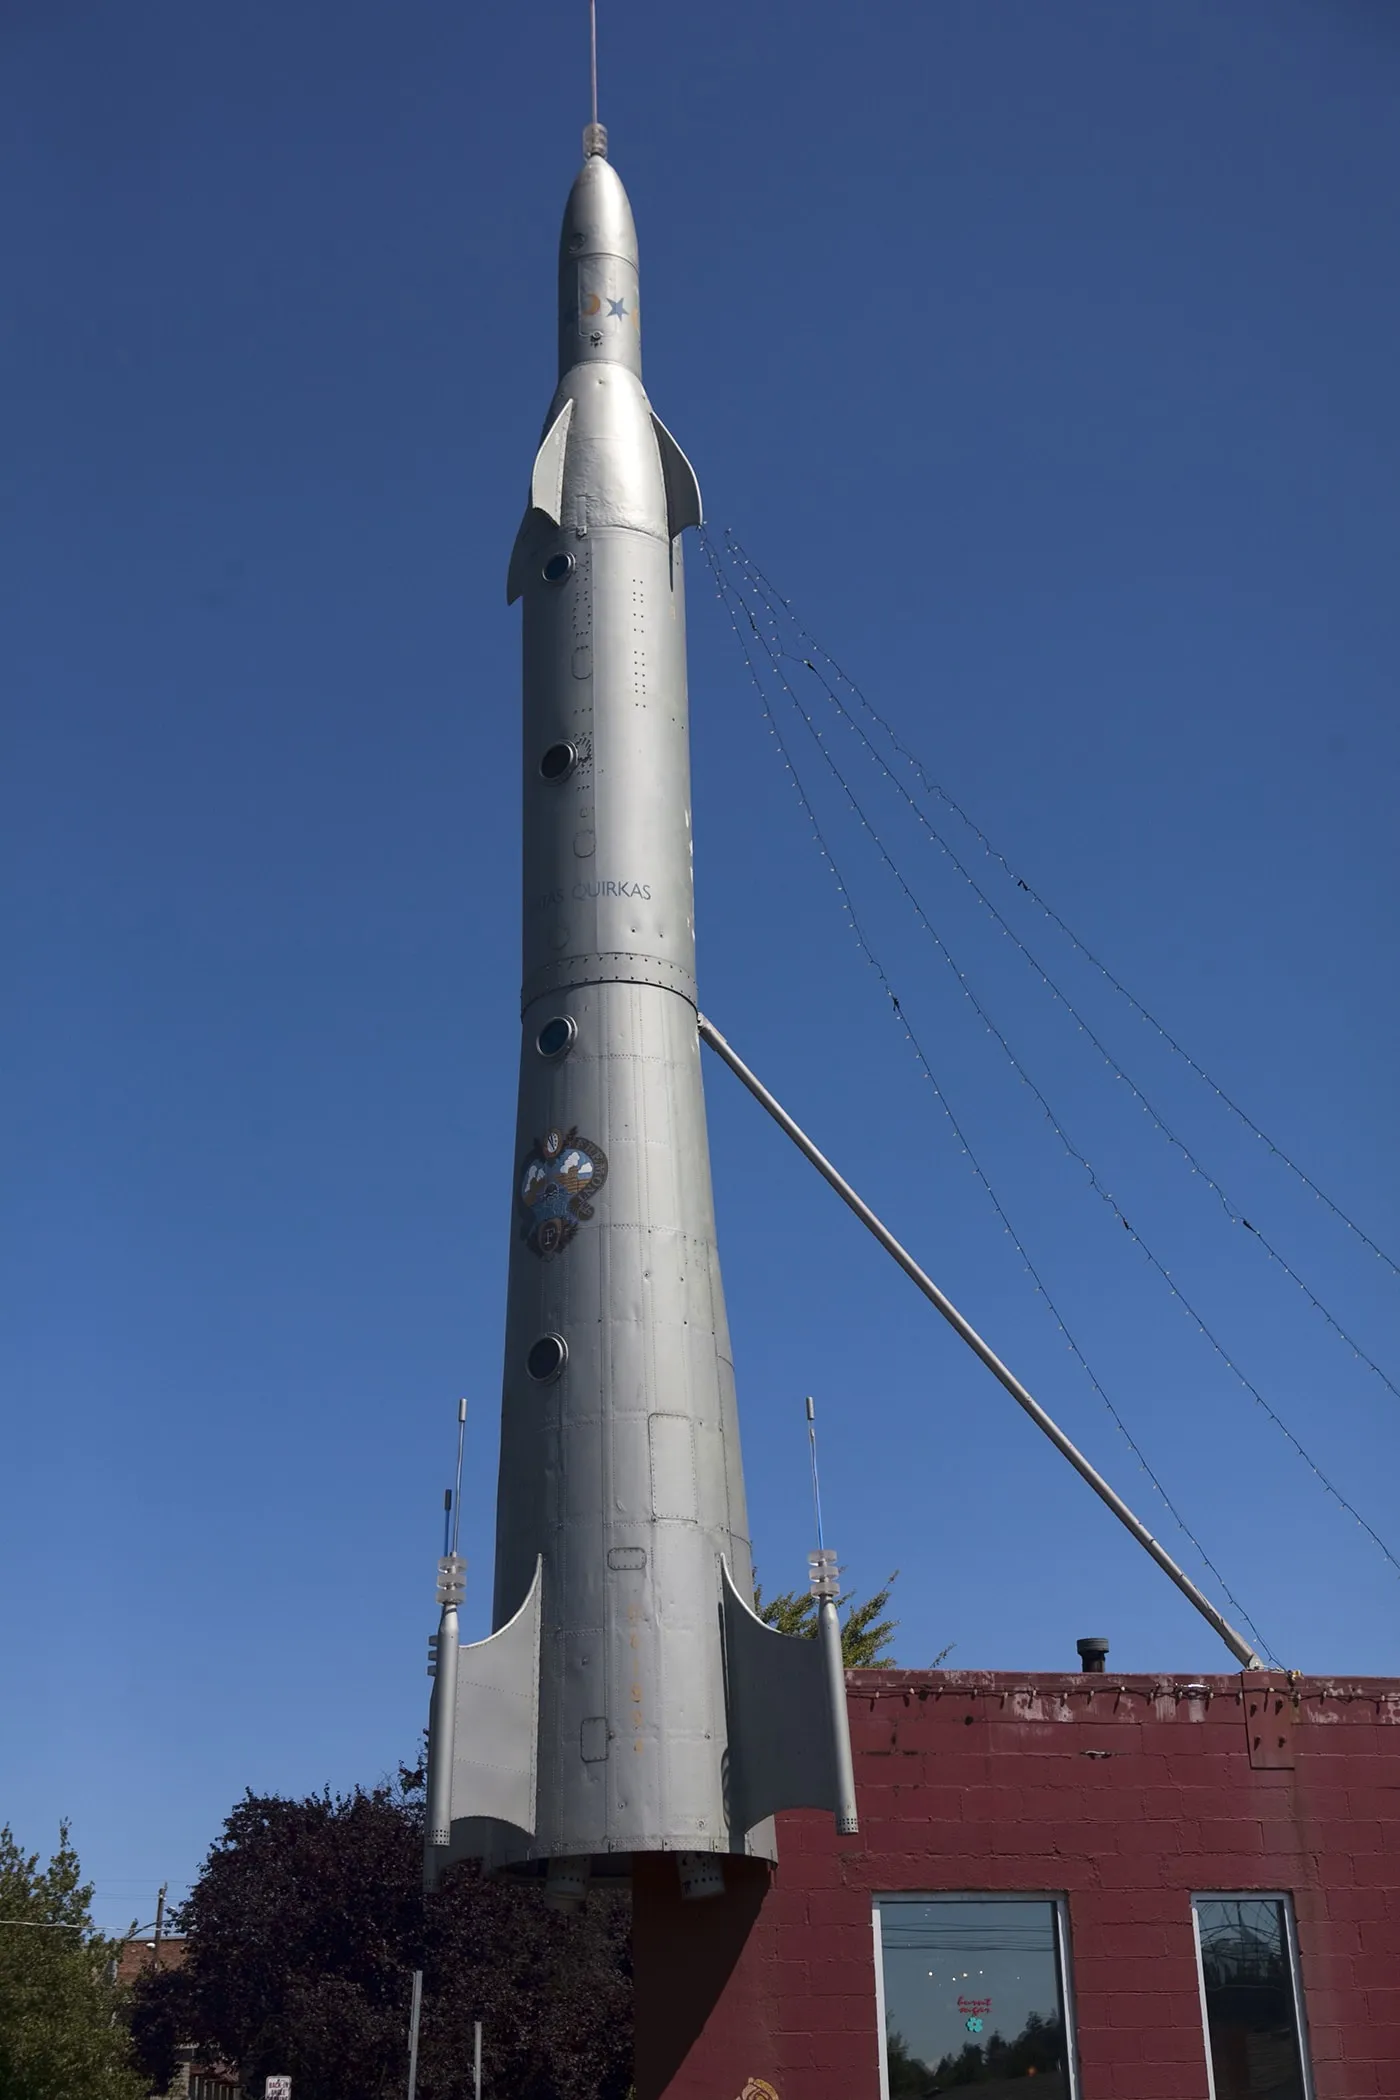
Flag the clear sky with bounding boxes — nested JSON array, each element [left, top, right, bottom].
[[3, 1, 1398, 1935]]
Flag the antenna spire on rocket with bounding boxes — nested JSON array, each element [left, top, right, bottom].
[[583, 0, 607, 159], [805, 1394, 825, 1552]]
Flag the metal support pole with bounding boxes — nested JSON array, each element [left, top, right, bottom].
[[817, 1594, 859, 1833], [407, 1970, 423, 2100], [425, 1546, 466, 1883], [425, 1592, 460, 1851], [698, 1013, 1263, 1670], [426, 1402, 470, 1883], [473, 2018, 483, 2100]]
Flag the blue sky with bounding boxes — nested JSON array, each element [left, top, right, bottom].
[[3, 1, 1398, 1934]]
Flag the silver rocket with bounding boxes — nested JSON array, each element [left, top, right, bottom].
[[424, 127, 853, 1899]]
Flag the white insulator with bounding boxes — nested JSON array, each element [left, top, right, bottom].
[[582, 121, 608, 160], [808, 1546, 840, 1599], [436, 1554, 466, 1606]]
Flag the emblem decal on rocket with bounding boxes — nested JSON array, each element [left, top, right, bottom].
[[578, 262, 640, 336], [519, 1126, 609, 1258]]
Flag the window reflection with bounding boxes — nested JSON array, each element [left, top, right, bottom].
[[877, 1897, 1072, 2096], [1194, 1898, 1308, 2100]]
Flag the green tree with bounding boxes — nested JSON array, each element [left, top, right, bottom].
[[755, 1568, 903, 1667], [128, 1777, 631, 2100], [924, 2008, 1067, 2089], [884, 2025, 933, 2096], [0, 1822, 147, 2100]]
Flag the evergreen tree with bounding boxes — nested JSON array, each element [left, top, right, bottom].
[[755, 1569, 903, 1666], [884, 2025, 932, 2096], [0, 1822, 147, 2100]]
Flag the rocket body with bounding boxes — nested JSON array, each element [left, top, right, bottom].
[[499, 150, 753, 1865], [425, 145, 849, 1885]]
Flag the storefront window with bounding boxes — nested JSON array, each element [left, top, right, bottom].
[[874, 1895, 1075, 2097], [1193, 1896, 1311, 2100]]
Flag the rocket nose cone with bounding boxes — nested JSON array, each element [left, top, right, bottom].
[[558, 156, 642, 379], [560, 153, 639, 273]]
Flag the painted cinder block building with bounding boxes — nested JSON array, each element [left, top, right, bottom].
[[635, 1665, 1400, 2100]]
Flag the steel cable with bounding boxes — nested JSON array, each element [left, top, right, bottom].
[[720, 528, 1400, 1290], [703, 532, 1400, 1589], [702, 534, 1279, 1657], [715, 536, 1400, 1412]]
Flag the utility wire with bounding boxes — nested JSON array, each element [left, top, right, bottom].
[[718, 538, 1400, 1411], [702, 535, 1277, 1660], [705, 532, 1400, 1590], [720, 529, 1400, 1291]]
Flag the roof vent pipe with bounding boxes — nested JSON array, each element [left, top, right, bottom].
[[1076, 1637, 1110, 1674]]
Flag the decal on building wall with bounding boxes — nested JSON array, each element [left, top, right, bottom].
[[520, 1127, 609, 1258]]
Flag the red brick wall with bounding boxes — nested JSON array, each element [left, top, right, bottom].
[[634, 1670, 1400, 2100], [116, 1934, 188, 1986]]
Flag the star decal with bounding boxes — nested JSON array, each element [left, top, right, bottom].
[[607, 296, 628, 319]]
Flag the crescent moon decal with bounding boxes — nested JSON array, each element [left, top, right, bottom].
[[581, 292, 601, 316]]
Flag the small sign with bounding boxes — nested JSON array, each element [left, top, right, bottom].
[[265, 2080, 291, 2100]]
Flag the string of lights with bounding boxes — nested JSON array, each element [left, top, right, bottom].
[[703, 531, 1400, 1588], [720, 529, 1400, 1291], [702, 535, 1277, 1660], [716, 538, 1400, 1412]]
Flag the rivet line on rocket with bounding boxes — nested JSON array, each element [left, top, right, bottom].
[[695, 1010, 1267, 1673], [722, 533, 1400, 1418], [708, 532, 1400, 1598], [701, 530, 1276, 1664], [722, 526, 1400, 1295]]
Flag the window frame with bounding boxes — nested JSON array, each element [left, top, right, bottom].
[[1190, 1890, 1315, 2100], [872, 1890, 1080, 2100]]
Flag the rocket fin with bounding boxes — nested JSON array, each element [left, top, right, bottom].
[[720, 1559, 853, 1836], [506, 401, 576, 603], [530, 399, 575, 523], [650, 412, 703, 536], [426, 1560, 543, 1882], [452, 1557, 542, 1830], [506, 514, 544, 605]]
